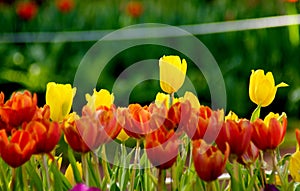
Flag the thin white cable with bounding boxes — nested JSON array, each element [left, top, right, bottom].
[[1, 14, 300, 43]]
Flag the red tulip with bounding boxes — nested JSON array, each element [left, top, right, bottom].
[[56, 0, 74, 13], [16, 1, 38, 20], [121, 103, 166, 139], [63, 105, 120, 153], [126, 1, 143, 18], [23, 106, 61, 154], [96, 105, 121, 142], [252, 113, 287, 151], [216, 118, 252, 158], [0, 129, 36, 168], [237, 141, 259, 167], [145, 124, 179, 169], [193, 139, 229, 182], [0, 91, 37, 133], [185, 106, 224, 143], [295, 129, 300, 147], [167, 100, 192, 131]]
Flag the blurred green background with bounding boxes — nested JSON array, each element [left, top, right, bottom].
[[1, 0, 300, 137]]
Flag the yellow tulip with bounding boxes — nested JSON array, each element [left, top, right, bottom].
[[65, 162, 82, 186], [289, 150, 300, 182], [249, 69, 288, 107], [116, 129, 129, 142], [85, 89, 114, 111], [46, 82, 76, 122], [225, 111, 239, 121], [155, 92, 178, 108], [179, 91, 200, 109], [159, 55, 187, 94]]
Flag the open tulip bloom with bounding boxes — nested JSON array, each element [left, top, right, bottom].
[[0, 59, 297, 191]]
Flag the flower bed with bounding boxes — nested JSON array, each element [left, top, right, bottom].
[[0, 55, 298, 191]]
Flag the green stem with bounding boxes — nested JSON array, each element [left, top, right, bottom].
[[157, 168, 165, 191], [259, 152, 266, 188], [10, 168, 16, 191], [206, 181, 217, 191], [250, 105, 261, 122], [92, 151, 101, 187], [101, 145, 111, 187], [130, 139, 140, 191], [22, 165, 28, 191], [81, 153, 89, 185], [171, 164, 176, 191], [271, 150, 284, 187], [248, 165, 260, 191], [42, 154, 51, 190]]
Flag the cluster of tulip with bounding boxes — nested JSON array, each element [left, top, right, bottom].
[[0, 55, 298, 191]]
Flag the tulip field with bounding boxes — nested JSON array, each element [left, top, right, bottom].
[[0, 55, 297, 191], [1, 0, 300, 191]]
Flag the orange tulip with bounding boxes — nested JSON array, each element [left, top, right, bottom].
[[23, 106, 61, 154], [122, 103, 166, 139], [167, 100, 192, 132], [0, 91, 37, 132], [185, 106, 224, 143], [252, 113, 287, 151], [145, 125, 179, 169], [63, 106, 120, 153], [216, 117, 252, 157], [0, 129, 36, 168], [96, 105, 122, 142], [192, 139, 229, 182]]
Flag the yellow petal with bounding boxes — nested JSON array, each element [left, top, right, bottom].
[[65, 162, 82, 186], [85, 89, 114, 111], [116, 129, 129, 142], [159, 55, 187, 94], [46, 82, 76, 122], [289, 151, 300, 182], [179, 91, 200, 109], [225, 111, 239, 121]]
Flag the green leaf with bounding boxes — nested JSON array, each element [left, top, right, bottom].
[[67, 147, 82, 183], [250, 105, 261, 122], [25, 160, 43, 191], [50, 161, 72, 191]]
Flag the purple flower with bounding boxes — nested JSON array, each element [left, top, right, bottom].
[[264, 184, 279, 191], [69, 183, 101, 191]]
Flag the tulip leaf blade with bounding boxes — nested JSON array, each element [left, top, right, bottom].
[[67, 146, 82, 183], [25, 160, 43, 191]]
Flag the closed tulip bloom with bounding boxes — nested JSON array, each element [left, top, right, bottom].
[[85, 89, 114, 111], [185, 107, 224, 143], [155, 92, 179, 108], [249, 69, 288, 107], [216, 111, 253, 158], [0, 129, 36, 168], [23, 107, 61, 154], [193, 139, 229, 182], [62, 112, 90, 153], [289, 150, 300, 182], [122, 103, 166, 139], [46, 82, 76, 122], [63, 106, 120, 153], [159, 55, 187, 94], [252, 112, 287, 151], [167, 100, 192, 132], [0, 91, 37, 131], [145, 125, 179, 169]]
